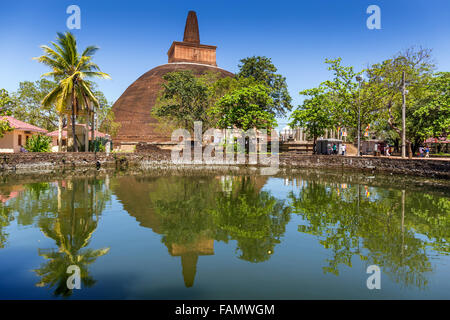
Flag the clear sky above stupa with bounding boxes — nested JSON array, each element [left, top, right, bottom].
[[1, 0, 449, 126]]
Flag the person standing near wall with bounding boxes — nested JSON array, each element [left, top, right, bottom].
[[385, 144, 390, 156]]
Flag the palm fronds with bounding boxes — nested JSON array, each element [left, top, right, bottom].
[[34, 31, 111, 151]]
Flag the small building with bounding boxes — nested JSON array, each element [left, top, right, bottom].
[[316, 138, 343, 155], [0, 116, 47, 153], [361, 139, 386, 156], [47, 125, 109, 152]]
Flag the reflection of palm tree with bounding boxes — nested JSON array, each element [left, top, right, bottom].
[[34, 178, 110, 297], [35, 247, 109, 297]]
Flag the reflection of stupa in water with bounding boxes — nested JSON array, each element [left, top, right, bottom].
[[112, 175, 269, 287], [112, 176, 217, 287], [168, 237, 214, 287]]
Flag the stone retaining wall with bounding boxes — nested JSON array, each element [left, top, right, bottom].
[[279, 154, 450, 179], [1, 152, 449, 179], [0, 152, 171, 172]]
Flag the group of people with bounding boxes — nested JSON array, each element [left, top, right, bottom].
[[328, 143, 347, 155], [373, 143, 392, 157], [325, 142, 432, 158]]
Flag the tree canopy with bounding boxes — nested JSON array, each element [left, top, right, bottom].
[[210, 82, 276, 131], [153, 70, 211, 133], [289, 47, 448, 154], [34, 31, 110, 151], [237, 56, 293, 117], [154, 56, 289, 133], [0, 89, 13, 137], [289, 87, 333, 151]]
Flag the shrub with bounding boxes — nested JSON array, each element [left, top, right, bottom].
[[25, 134, 52, 152], [89, 137, 109, 152]]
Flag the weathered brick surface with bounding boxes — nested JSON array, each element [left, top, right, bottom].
[[111, 63, 233, 144], [0, 153, 448, 179], [111, 11, 231, 145]]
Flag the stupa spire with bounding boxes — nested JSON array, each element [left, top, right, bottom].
[[167, 10, 217, 66], [183, 11, 200, 44]]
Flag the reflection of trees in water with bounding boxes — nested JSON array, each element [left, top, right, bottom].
[[150, 176, 217, 246], [145, 175, 290, 286], [0, 205, 13, 248], [289, 179, 450, 289], [0, 182, 58, 248], [0, 184, 26, 248], [1, 177, 111, 297], [210, 177, 291, 263], [148, 176, 219, 287], [150, 176, 291, 262]]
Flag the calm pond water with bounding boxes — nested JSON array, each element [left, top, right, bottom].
[[0, 169, 449, 299]]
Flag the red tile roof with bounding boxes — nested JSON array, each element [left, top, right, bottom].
[[0, 116, 47, 133], [424, 137, 450, 144]]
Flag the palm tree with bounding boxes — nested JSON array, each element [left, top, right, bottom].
[[33, 179, 111, 297], [34, 32, 110, 152]]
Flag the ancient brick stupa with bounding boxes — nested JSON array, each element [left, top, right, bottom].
[[112, 11, 233, 145]]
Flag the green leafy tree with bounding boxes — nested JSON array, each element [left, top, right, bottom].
[[289, 87, 334, 152], [364, 47, 435, 155], [153, 70, 211, 133], [237, 56, 293, 117], [11, 79, 59, 131], [322, 58, 382, 144], [0, 89, 14, 137], [34, 32, 110, 152], [209, 83, 277, 131], [412, 72, 450, 141]]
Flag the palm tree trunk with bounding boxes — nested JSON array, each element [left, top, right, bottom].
[[81, 94, 92, 152], [91, 104, 95, 147], [85, 112, 89, 152], [58, 114, 63, 152], [72, 95, 78, 152]]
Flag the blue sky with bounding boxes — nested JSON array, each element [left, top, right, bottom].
[[1, 0, 449, 127]]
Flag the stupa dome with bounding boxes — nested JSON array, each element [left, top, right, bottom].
[[112, 11, 233, 144]]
